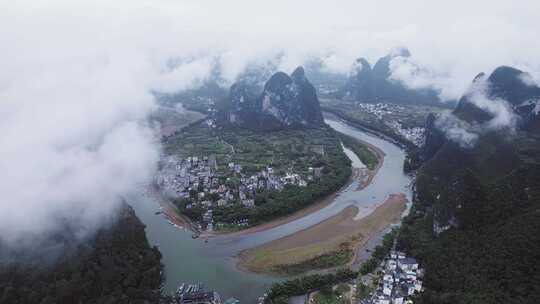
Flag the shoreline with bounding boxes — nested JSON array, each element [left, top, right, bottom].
[[153, 116, 387, 239], [205, 167, 362, 238], [351, 137, 385, 191], [236, 193, 407, 276], [204, 142, 385, 238], [146, 184, 197, 232], [207, 124, 387, 238], [322, 107, 414, 150]]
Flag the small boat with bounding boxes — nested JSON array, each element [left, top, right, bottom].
[[176, 283, 185, 295], [154, 211, 162, 215]]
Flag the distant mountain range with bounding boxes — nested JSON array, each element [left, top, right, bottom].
[[338, 48, 447, 106], [216, 66, 325, 131]]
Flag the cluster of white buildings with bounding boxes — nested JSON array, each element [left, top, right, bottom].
[[156, 155, 218, 199], [355, 102, 398, 120], [361, 251, 423, 304], [386, 121, 425, 147], [156, 154, 313, 231], [354, 103, 425, 147]]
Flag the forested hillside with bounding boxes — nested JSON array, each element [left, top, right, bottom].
[[0, 205, 163, 304], [398, 66, 540, 303]]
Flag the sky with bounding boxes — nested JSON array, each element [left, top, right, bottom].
[[1, 0, 539, 248]]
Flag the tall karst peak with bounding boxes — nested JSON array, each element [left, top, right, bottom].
[[218, 66, 324, 131], [340, 48, 444, 106], [454, 65, 540, 127]]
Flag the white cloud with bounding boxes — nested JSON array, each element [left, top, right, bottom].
[[519, 73, 540, 87], [434, 77, 520, 148], [435, 113, 479, 149], [1, 0, 540, 247]]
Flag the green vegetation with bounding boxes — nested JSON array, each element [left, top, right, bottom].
[[165, 122, 346, 176], [166, 122, 352, 226], [398, 131, 540, 303], [273, 244, 354, 275], [336, 131, 379, 170], [359, 228, 397, 275], [0, 205, 163, 304], [313, 288, 347, 304], [265, 269, 356, 304], [335, 283, 350, 294], [356, 282, 373, 300]]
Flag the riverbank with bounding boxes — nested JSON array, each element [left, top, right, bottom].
[[150, 153, 371, 240], [151, 166, 365, 240], [237, 193, 407, 275], [145, 185, 196, 231], [203, 136, 385, 239], [133, 117, 412, 303], [205, 167, 362, 238], [154, 116, 387, 241], [353, 137, 385, 191], [322, 109, 414, 150]]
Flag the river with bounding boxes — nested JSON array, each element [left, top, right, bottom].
[[127, 117, 412, 303]]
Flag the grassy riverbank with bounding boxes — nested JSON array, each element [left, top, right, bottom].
[[336, 131, 379, 170], [273, 245, 354, 276], [238, 194, 407, 275]]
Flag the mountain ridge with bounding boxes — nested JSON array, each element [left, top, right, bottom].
[[399, 65, 540, 303], [217, 66, 325, 131], [339, 48, 446, 106]]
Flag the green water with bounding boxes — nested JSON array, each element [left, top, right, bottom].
[[128, 117, 411, 303]]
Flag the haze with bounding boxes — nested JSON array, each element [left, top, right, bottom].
[[1, 0, 539, 248]]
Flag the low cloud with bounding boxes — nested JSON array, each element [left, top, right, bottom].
[[389, 56, 458, 101], [1, 0, 540, 250], [519, 73, 540, 87], [434, 75, 519, 148], [435, 113, 479, 148]]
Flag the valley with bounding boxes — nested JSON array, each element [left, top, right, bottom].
[[129, 113, 412, 303], [5, 2, 540, 304], [320, 98, 449, 149]]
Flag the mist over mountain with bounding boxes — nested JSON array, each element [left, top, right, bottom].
[[339, 48, 449, 106], [424, 66, 540, 152], [454, 66, 540, 129], [2, 1, 540, 302], [400, 66, 540, 302], [416, 64, 540, 230]]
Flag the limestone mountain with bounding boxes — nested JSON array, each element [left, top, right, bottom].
[[422, 66, 540, 166], [399, 66, 540, 302], [340, 48, 444, 106], [342, 58, 374, 101], [454, 66, 540, 130], [218, 66, 325, 131]]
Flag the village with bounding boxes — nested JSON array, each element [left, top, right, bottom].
[[353, 103, 425, 147], [359, 251, 423, 304], [155, 153, 318, 231]]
